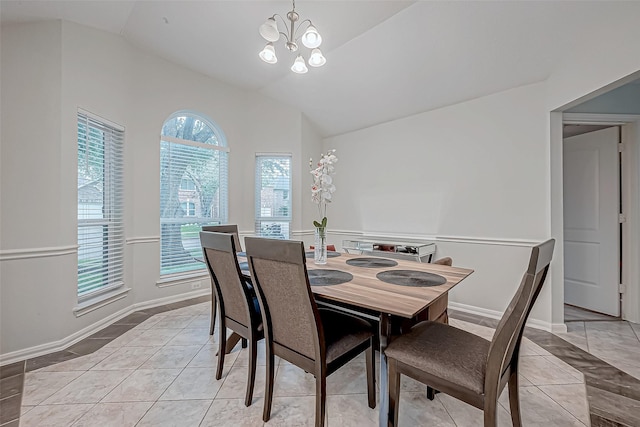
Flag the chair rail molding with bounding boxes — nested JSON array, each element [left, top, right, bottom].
[[125, 236, 161, 245], [304, 229, 542, 248], [0, 245, 78, 261]]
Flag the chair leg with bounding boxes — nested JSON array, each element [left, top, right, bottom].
[[508, 371, 522, 427], [244, 336, 258, 407], [315, 375, 327, 427], [263, 344, 275, 422], [216, 320, 226, 380], [366, 343, 376, 409], [426, 386, 436, 400], [388, 358, 401, 427], [483, 395, 498, 427], [210, 292, 216, 335]]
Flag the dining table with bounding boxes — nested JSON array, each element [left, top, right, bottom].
[[231, 249, 474, 427]]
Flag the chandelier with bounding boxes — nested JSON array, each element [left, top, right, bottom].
[[258, 0, 326, 74]]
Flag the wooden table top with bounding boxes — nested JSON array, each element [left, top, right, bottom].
[[305, 253, 473, 318], [240, 252, 473, 319]]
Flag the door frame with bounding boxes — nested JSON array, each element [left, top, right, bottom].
[[559, 113, 640, 323]]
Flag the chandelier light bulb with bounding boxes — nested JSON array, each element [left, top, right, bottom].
[[258, 1, 324, 74], [259, 17, 279, 42], [291, 55, 308, 74], [259, 43, 278, 64], [308, 48, 326, 67], [301, 25, 322, 49]]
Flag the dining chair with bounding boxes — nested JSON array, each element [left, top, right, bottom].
[[244, 237, 376, 427], [385, 239, 554, 427], [202, 224, 243, 251], [200, 231, 264, 407], [202, 224, 245, 335]]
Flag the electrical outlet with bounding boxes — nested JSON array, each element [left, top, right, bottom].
[[191, 282, 201, 290]]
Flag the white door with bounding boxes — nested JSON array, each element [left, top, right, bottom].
[[563, 127, 619, 316]]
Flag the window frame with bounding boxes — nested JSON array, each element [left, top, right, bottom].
[[255, 153, 292, 240], [159, 111, 229, 277], [77, 109, 125, 302]]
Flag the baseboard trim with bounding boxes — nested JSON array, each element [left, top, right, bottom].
[[0, 288, 211, 366], [449, 302, 559, 332]]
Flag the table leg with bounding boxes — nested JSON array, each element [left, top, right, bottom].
[[378, 313, 391, 427], [225, 332, 243, 354]]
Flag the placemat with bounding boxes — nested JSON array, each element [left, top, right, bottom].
[[346, 257, 398, 268], [308, 269, 353, 286], [376, 270, 447, 287]]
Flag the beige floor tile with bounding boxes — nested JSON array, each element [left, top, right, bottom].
[[22, 371, 84, 406], [519, 356, 584, 386], [326, 360, 372, 395], [437, 392, 512, 426], [520, 338, 552, 356], [273, 363, 315, 397], [216, 364, 268, 402], [166, 328, 211, 346], [538, 384, 591, 426], [139, 345, 202, 369], [123, 328, 182, 347], [396, 392, 456, 426], [152, 315, 196, 329], [19, 403, 93, 427], [267, 395, 318, 426], [233, 341, 267, 367], [499, 386, 586, 426], [187, 343, 232, 369], [186, 315, 212, 329], [71, 401, 153, 427], [160, 368, 223, 400], [136, 399, 211, 427], [102, 368, 181, 402], [327, 394, 378, 426], [200, 398, 264, 427], [42, 369, 132, 404], [91, 346, 160, 370]]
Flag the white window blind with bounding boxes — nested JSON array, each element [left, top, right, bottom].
[[160, 112, 228, 276], [255, 155, 291, 239], [77, 111, 124, 300]]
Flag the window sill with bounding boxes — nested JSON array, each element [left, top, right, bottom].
[[73, 287, 131, 317], [156, 270, 208, 288]]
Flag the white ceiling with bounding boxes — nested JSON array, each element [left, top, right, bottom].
[[0, 1, 634, 137]]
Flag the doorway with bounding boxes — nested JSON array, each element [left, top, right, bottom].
[[563, 125, 621, 318]]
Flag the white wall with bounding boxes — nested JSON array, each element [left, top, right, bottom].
[[325, 83, 553, 325], [0, 21, 304, 359], [545, 7, 640, 325]]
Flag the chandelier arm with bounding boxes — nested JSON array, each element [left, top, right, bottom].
[[273, 14, 292, 43], [293, 19, 313, 41]]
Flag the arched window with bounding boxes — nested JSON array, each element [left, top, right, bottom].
[[160, 111, 228, 275]]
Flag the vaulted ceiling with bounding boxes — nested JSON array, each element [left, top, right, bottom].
[[1, 1, 635, 137]]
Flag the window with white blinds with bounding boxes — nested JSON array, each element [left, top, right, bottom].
[[255, 155, 291, 239], [77, 111, 124, 300], [160, 112, 228, 276]]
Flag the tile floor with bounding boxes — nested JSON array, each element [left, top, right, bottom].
[[1, 298, 639, 426]]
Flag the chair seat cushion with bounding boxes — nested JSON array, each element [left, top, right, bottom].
[[384, 321, 490, 394], [319, 308, 373, 363]]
